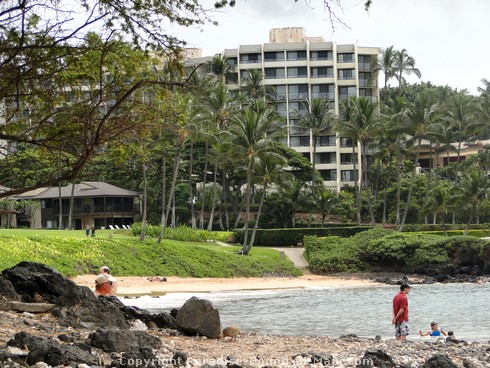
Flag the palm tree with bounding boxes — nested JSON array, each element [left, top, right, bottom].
[[470, 80, 490, 139], [399, 92, 439, 231], [457, 170, 490, 233], [208, 54, 234, 84], [446, 93, 474, 172], [229, 99, 283, 254], [393, 48, 422, 88], [373, 45, 397, 89], [334, 97, 380, 224], [247, 152, 292, 252], [241, 69, 273, 100], [421, 185, 452, 235], [299, 98, 336, 191]]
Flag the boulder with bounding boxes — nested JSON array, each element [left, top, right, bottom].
[[7, 331, 100, 366], [1, 262, 130, 329], [422, 354, 458, 368], [175, 296, 221, 339], [357, 348, 395, 367], [120, 304, 177, 329], [88, 329, 162, 353]]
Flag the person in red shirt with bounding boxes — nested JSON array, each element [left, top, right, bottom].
[[392, 283, 410, 340]]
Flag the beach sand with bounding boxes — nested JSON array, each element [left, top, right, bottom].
[[71, 274, 379, 295]]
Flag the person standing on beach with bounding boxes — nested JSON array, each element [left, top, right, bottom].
[[392, 283, 410, 340]]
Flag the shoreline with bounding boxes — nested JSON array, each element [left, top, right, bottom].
[[71, 274, 380, 295]]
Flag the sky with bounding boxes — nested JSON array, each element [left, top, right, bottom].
[[169, 0, 490, 95]]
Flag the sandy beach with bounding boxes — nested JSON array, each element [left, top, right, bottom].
[[71, 274, 379, 295]]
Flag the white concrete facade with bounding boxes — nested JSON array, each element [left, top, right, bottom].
[[189, 28, 380, 192]]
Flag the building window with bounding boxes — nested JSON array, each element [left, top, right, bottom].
[[227, 57, 238, 66], [240, 53, 261, 63], [310, 67, 333, 78], [358, 72, 374, 87], [290, 136, 310, 147], [358, 55, 372, 71], [338, 69, 355, 80], [276, 102, 287, 117], [287, 67, 308, 78], [320, 169, 337, 181], [264, 51, 285, 62], [317, 152, 336, 164], [311, 84, 334, 100], [340, 137, 353, 147], [288, 84, 308, 100], [264, 67, 285, 79], [337, 53, 354, 63], [341, 170, 355, 181], [289, 102, 309, 117], [302, 152, 311, 161], [340, 153, 353, 164], [240, 69, 260, 79], [310, 50, 333, 60], [286, 50, 307, 61], [339, 86, 356, 100], [225, 73, 238, 84], [318, 135, 336, 146], [272, 85, 286, 100]]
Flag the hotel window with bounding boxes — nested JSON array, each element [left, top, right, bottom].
[[264, 67, 285, 79], [288, 84, 308, 100], [240, 53, 261, 63], [318, 135, 336, 146], [288, 102, 309, 117], [338, 69, 355, 80], [311, 84, 334, 100], [340, 137, 353, 147], [240, 69, 260, 79], [341, 170, 355, 182], [317, 152, 336, 164], [358, 72, 372, 87], [310, 50, 333, 61], [340, 153, 353, 164], [339, 86, 356, 100], [337, 53, 354, 63], [290, 136, 311, 147], [320, 169, 337, 181], [286, 50, 307, 61], [264, 51, 285, 62], [358, 55, 372, 71], [287, 67, 308, 78], [310, 67, 333, 78], [275, 102, 287, 117], [227, 57, 238, 66], [272, 85, 286, 100]]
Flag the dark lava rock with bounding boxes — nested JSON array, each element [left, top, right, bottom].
[[88, 329, 162, 353], [422, 354, 458, 368], [120, 304, 177, 329], [357, 348, 395, 367], [175, 296, 221, 339], [172, 352, 188, 366], [311, 353, 333, 365]]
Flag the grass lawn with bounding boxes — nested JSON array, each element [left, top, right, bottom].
[[0, 228, 302, 278]]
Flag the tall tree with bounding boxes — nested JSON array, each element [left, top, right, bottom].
[[393, 49, 422, 88], [373, 45, 397, 89]]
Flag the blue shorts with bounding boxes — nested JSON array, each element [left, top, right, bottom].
[[395, 321, 409, 337]]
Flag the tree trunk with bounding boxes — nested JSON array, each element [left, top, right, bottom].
[[58, 182, 63, 230], [207, 163, 218, 231], [240, 160, 254, 254], [399, 139, 421, 232], [157, 142, 183, 243], [139, 159, 148, 241], [244, 182, 268, 254], [199, 140, 209, 230], [188, 140, 197, 229], [67, 181, 76, 230], [362, 141, 376, 224], [352, 144, 361, 225]]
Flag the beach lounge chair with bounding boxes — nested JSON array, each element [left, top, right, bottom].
[[109, 225, 115, 230], [114, 225, 120, 229]]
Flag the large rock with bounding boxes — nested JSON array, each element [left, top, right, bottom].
[[357, 349, 395, 368], [0, 262, 129, 329], [7, 331, 99, 366], [88, 329, 162, 353], [422, 354, 458, 368], [121, 304, 177, 329], [175, 296, 221, 339]]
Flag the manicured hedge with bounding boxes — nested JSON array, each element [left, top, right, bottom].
[[233, 226, 371, 246]]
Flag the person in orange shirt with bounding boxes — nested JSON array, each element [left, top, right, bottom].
[[94, 266, 117, 296]]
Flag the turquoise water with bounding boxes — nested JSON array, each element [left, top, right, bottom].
[[120, 283, 490, 342]]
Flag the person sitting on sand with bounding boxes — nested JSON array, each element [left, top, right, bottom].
[[419, 322, 447, 337], [94, 266, 117, 296]]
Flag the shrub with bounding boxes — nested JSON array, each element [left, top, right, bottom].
[[131, 223, 233, 243], [304, 236, 362, 273]]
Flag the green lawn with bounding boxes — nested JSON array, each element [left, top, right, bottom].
[[0, 229, 302, 278]]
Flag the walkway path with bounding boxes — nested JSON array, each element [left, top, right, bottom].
[[272, 247, 310, 274], [216, 241, 310, 274]]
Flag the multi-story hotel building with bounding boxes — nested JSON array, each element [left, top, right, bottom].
[[187, 27, 380, 191]]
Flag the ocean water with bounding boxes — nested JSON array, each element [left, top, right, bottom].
[[120, 283, 490, 342]]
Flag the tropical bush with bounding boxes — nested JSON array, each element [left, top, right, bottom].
[[130, 223, 232, 242]]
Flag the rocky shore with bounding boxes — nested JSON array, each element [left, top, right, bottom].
[[1, 262, 489, 368]]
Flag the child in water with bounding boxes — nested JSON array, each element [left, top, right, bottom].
[[419, 322, 447, 337]]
